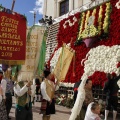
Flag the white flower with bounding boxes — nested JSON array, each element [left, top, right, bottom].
[[115, 0, 120, 9], [117, 79, 120, 88]]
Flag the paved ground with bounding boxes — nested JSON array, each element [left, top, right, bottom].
[[9, 97, 71, 120], [9, 97, 120, 120]]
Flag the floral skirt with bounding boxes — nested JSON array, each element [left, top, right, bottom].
[[0, 101, 7, 120]]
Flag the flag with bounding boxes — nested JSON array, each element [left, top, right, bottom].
[[38, 31, 47, 75], [53, 43, 75, 82]]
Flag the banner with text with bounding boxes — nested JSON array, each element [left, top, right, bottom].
[[19, 26, 45, 81], [0, 11, 26, 65], [53, 44, 75, 82]]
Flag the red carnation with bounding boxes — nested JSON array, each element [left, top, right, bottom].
[[117, 62, 120, 68], [112, 72, 116, 77]]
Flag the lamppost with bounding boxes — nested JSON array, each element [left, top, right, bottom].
[[34, 11, 36, 25]]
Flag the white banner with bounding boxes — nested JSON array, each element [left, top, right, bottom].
[[19, 26, 45, 81]]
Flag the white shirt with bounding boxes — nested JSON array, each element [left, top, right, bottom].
[[41, 79, 59, 101], [14, 84, 28, 97], [1, 79, 7, 99], [30, 84, 36, 102], [14, 83, 36, 102], [41, 81, 51, 101]]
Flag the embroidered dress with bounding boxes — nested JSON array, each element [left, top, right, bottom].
[[0, 85, 7, 120]]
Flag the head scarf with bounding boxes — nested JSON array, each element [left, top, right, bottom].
[[84, 102, 101, 120]]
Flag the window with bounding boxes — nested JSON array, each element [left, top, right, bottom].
[[60, 0, 69, 16]]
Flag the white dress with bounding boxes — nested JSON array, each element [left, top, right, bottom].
[[84, 102, 101, 120]]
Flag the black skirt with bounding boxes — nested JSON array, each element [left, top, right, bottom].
[[46, 99, 55, 115]]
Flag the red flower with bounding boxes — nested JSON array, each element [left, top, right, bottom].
[[117, 62, 120, 68], [112, 72, 116, 77], [46, 0, 120, 86]]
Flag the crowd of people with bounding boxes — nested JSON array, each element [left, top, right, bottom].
[[73, 73, 120, 120], [0, 66, 119, 120], [0, 68, 14, 120], [0, 67, 57, 120]]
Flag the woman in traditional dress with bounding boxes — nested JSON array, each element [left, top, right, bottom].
[[0, 71, 7, 120]]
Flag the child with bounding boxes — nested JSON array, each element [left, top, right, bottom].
[[84, 102, 101, 120]]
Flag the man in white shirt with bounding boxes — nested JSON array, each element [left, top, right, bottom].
[[40, 70, 57, 120], [14, 76, 35, 120]]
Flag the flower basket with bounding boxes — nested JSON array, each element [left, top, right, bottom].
[[83, 36, 98, 47]]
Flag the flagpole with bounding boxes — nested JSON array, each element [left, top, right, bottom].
[[11, 0, 16, 11], [34, 11, 36, 25]]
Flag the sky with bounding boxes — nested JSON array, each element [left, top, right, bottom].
[[0, 0, 44, 26]]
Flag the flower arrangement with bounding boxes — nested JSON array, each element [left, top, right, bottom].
[[46, 0, 120, 87], [79, 25, 98, 39], [76, 2, 111, 46], [55, 94, 67, 106], [47, 1, 120, 117]]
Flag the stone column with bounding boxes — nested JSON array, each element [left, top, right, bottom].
[[54, 0, 57, 18], [69, 0, 73, 11], [77, 0, 83, 8], [57, 1, 60, 17], [43, 0, 47, 17]]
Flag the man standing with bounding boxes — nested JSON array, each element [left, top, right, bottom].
[[35, 78, 41, 102], [4, 68, 14, 119], [14, 77, 35, 120], [76, 79, 93, 120], [40, 70, 56, 120], [73, 80, 81, 103], [103, 73, 120, 120]]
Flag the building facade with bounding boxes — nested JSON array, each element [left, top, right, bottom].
[[43, 0, 106, 20]]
